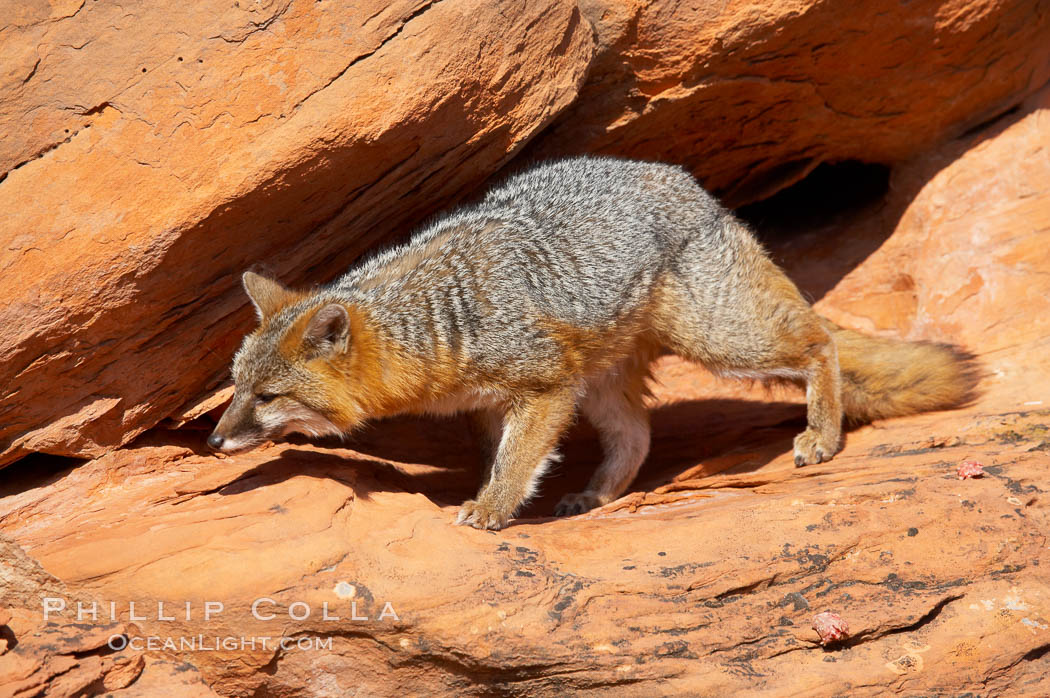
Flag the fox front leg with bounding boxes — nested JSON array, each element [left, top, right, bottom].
[[456, 388, 576, 530], [467, 408, 504, 490]]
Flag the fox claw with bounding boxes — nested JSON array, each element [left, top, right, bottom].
[[456, 499, 509, 530], [793, 428, 837, 466], [554, 492, 603, 517]]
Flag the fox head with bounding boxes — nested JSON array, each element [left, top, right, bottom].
[[207, 272, 369, 454]]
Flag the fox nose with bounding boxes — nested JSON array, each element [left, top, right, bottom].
[[207, 433, 225, 450]]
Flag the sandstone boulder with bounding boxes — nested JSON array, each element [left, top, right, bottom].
[[3, 0, 1049, 470], [0, 535, 219, 696], [533, 0, 1050, 205], [0, 0, 594, 467], [2, 87, 1048, 694]]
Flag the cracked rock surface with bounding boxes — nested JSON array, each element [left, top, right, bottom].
[[2, 85, 1049, 695], [0, 535, 219, 697]]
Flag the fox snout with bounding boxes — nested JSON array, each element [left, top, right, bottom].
[[207, 392, 269, 454], [206, 427, 258, 454], [205, 429, 256, 453], [207, 386, 347, 454]]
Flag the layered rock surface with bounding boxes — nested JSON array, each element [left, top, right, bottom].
[[3, 0, 1049, 468], [2, 86, 1048, 695], [533, 0, 1050, 204], [0, 0, 594, 466], [0, 535, 219, 697]]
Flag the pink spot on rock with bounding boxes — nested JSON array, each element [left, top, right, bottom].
[[957, 460, 985, 480], [813, 611, 849, 646]]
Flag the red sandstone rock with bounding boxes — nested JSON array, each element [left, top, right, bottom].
[[0, 0, 595, 468], [2, 0, 1050, 470], [532, 0, 1050, 205], [957, 460, 986, 480], [0, 536, 218, 697], [2, 87, 1050, 695]]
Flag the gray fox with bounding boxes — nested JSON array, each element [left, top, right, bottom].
[[208, 156, 975, 530]]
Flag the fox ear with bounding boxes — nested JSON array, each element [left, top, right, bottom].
[[242, 271, 294, 320], [303, 303, 350, 357]]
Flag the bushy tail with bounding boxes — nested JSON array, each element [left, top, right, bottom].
[[826, 321, 979, 422]]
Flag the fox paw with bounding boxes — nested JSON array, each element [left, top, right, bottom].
[[793, 428, 838, 466], [554, 492, 603, 517], [456, 498, 509, 530]]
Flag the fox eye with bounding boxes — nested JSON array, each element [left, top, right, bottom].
[[256, 392, 279, 404]]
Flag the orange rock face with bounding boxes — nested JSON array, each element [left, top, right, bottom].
[[534, 0, 1050, 204], [4, 1, 1050, 694], [0, 535, 219, 697], [3, 0, 1050, 468], [0, 0, 595, 467], [2, 84, 1049, 695]]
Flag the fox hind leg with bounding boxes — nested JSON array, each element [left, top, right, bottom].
[[663, 306, 844, 467], [555, 362, 652, 517], [651, 239, 844, 466], [792, 340, 843, 465]]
